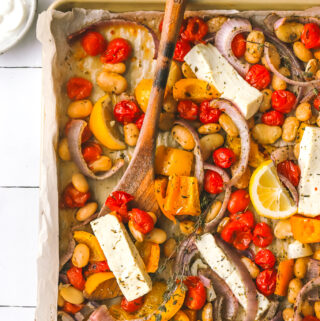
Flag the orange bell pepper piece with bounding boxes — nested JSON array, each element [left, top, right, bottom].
[[274, 259, 294, 296], [136, 241, 160, 273], [290, 215, 320, 243]]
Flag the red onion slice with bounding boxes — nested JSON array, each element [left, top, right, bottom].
[[214, 297, 224, 321], [277, 174, 299, 206], [67, 120, 125, 180], [301, 86, 320, 103], [215, 18, 252, 77], [174, 235, 197, 276], [210, 99, 250, 187], [305, 259, 320, 301], [271, 146, 296, 165], [59, 236, 75, 271]]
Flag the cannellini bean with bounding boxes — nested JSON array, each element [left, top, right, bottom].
[[294, 257, 309, 279], [200, 133, 224, 161], [282, 117, 300, 142], [294, 143, 300, 159], [163, 238, 177, 258], [274, 219, 293, 239], [252, 124, 282, 144], [296, 102, 312, 121], [262, 43, 281, 70], [260, 89, 272, 112], [305, 59, 318, 79], [179, 220, 195, 235], [72, 243, 90, 268], [275, 22, 304, 43], [72, 173, 89, 193], [233, 166, 251, 189], [241, 257, 260, 279], [202, 303, 213, 321], [287, 278, 303, 304], [76, 202, 98, 221], [207, 16, 228, 33], [147, 212, 157, 224], [283, 308, 294, 321], [217, 217, 230, 233], [301, 300, 314, 317], [128, 220, 144, 242], [67, 99, 93, 118], [198, 123, 221, 134], [163, 94, 177, 113], [181, 62, 196, 78], [159, 112, 175, 131], [58, 138, 71, 161], [245, 30, 265, 64], [171, 125, 195, 150], [293, 41, 313, 62], [272, 67, 290, 91], [315, 301, 320, 319], [60, 285, 84, 305], [97, 71, 127, 94], [145, 228, 167, 244], [219, 113, 239, 137], [205, 200, 222, 223], [124, 123, 139, 147], [102, 62, 126, 74], [313, 249, 320, 260], [89, 155, 112, 173]]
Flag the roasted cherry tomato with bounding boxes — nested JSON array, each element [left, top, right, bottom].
[[177, 100, 199, 120], [199, 100, 222, 124], [233, 231, 252, 251], [227, 189, 250, 214], [66, 266, 86, 290], [113, 100, 141, 124], [213, 147, 236, 169], [65, 120, 92, 143], [135, 113, 145, 130], [181, 17, 208, 42], [303, 317, 320, 321], [256, 269, 277, 296], [221, 220, 243, 243], [245, 64, 271, 90], [229, 210, 255, 230], [231, 33, 246, 58], [255, 249, 276, 270], [204, 170, 224, 194], [61, 183, 91, 208], [85, 260, 110, 277], [67, 77, 93, 101], [252, 222, 273, 248], [301, 23, 320, 49], [314, 93, 320, 110], [173, 39, 192, 62], [81, 142, 102, 163], [121, 296, 144, 313], [130, 208, 154, 234], [183, 276, 206, 310], [81, 31, 107, 56], [277, 160, 301, 187], [261, 110, 285, 126], [101, 38, 132, 64], [271, 90, 296, 114], [63, 302, 84, 314], [105, 191, 134, 222]]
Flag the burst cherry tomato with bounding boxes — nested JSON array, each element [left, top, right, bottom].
[[61, 183, 91, 208], [63, 302, 83, 314], [101, 38, 132, 64], [271, 90, 296, 114], [130, 208, 154, 234], [177, 100, 199, 120], [67, 266, 85, 290], [85, 261, 110, 277], [81, 142, 102, 163], [220, 220, 243, 243], [255, 249, 276, 269], [213, 147, 236, 169], [105, 191, 134, 222], [303, 317, 320, 321], [277, 160, 301, 187], [121, 296, 144, 313], [173, 39, 192, 62], [183, 276, 206, 310], [227, 189, 250, 214], [199, 100, 222, 124], [301, 23, 320, 49], [81, 31, 107, 56], [65, 120, 92, 143], [245, 64, 271, 90], [314, 93, 320, 110], [114, 100, 141, 124], [256, 269, 277, 296], [233, 231, 252, 251], [229, 210, 255, 230], [67, 77, 93, 100], [261, 110, 285, 126], [135, 113, 145, 130], [181, 17, 208, 42], [231, 33, 246, 58], [252, 222, 273, 248], [204, 170, 224, 194]]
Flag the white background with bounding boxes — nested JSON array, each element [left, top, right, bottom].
[[0, 0, 52, 319]]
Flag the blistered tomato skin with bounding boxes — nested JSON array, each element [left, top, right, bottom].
[[232, 231, 252, 251], [173, 39, 192, 62], [183, 276, 206, 310], [256, 269, 277, 296], [135, 113, 145, 130], [261, 110, 285, 126], [252, 222, 273, 248], [105, 191, 134, 222], [213, 147, 236, 169], [177, 100, 199, 120], [245, 64, 271, 90], [303, 317, 320, 321], [277, 160, 301, 187], [82, 142, 102, 163], [130, 208, 154, 234], [199, 100, 222, 124], [67, 77, 93, 101], [101, 38, 132, 64], [61, 183, 91, 209], [271, 90, 296, 114], [204, 170, 224, 194], [314, 93, 320, 111], [63, 302, 83, 314], [85, 261, 110, 277], [301, 23, 320, 49], [255, 249, 276, 269], [81, 31, 107, 56], [231, 33, 246, 58], [114, 100, 141, 124], [227, 189, 250, 214], [121, 296, 144, 313], [181, 17, 208, 42], [67, 266, 86, 290], [230, 210, 255, 230]]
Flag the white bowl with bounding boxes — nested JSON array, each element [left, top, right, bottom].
[[0, 0, 37, 54]]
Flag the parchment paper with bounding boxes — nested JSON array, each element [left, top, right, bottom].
[[36, 7, 320, 321]]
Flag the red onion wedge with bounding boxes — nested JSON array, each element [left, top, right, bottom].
[[67, 120, 125, 180], [215, 18, 252, 77], [174, 235, 197, 276], [174, 120, 204, 192], [58, 311, 75, 321], [278, 174, 299, 206], [305, 259, 320, 301], [301, 86, 320, 103], [203, 163, 231, 233], [59, 236, 75, 271], [214, 297, 224, 321], [210, 99, 250, 187], [271, 146, 296, 165]]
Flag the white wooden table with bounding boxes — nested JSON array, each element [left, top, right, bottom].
[[0, 0, 52, 319]]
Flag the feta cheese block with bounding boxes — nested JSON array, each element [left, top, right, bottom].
[[184, 43, 263, 119], [91, 214, 152, 301], [196, 233, 270, 320], [298, 126, 320, 216]]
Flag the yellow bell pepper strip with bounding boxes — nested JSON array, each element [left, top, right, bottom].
[[290, 215, 320, 243], [89, 95, 126, 150], [135, 79, 153, 113], [84, 272, 115, 296]]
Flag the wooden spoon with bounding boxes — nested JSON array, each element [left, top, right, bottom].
[[99, 0, 187, 216]]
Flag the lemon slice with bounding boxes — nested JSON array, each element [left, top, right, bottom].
[[249, 160, 297, 219]]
